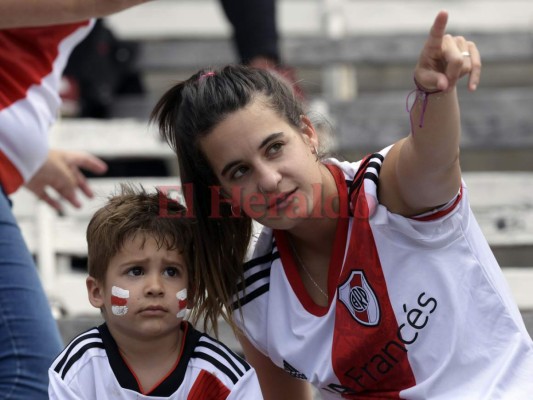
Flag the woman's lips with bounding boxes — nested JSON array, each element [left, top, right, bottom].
[[267, 188, 298, 210]]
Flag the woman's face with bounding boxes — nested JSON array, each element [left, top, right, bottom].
[[199, 97, 332, 230]]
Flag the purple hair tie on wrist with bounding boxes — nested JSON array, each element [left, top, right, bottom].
[[406, 76, 442, 132]]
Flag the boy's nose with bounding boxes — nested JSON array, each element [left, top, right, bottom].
[[145, 275, 164, 296]]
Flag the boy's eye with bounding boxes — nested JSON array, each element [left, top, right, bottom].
[[127, 266, 143, 276], [164, 267, 180, 277]]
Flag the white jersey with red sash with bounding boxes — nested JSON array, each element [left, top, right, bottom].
[[233, 147, 533, 399], [0, 21, 93, 194]]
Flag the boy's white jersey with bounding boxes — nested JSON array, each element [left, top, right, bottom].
[[233, 149, 533, 399], [49, 322, 262, 400]]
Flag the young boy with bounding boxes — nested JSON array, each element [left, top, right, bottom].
[[48, 185, 263, 399]]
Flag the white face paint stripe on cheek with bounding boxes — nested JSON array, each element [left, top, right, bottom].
[[111, 286, 129, 316], [112, 286, 129, 298], [176, 288, 187, 319]]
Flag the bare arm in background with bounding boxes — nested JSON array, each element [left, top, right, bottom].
[[25, 149, 108, 212], [0, 0, 153, 28]]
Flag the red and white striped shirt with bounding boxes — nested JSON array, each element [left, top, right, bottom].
[[0, 21, 93, 194]]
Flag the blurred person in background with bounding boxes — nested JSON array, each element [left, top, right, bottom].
[[0, 1, 154, 399], [0, 0, 291, 397], [61, 0, 298, 119]]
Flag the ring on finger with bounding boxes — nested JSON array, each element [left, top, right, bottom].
[[461, 51, 471, 57]]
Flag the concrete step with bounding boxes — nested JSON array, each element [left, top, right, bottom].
[[107, 87, 533, 171], [103, 1, 533, 96], [107, 0, 533, 40], [136, 32, 533, 73], [133, 32, 533, 97], [328, 87, 533, 161]]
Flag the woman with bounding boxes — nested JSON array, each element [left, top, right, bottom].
[[151, 11, 533, 399]]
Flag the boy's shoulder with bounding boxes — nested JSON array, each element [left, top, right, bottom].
[[50, 325, 105, 381], [185, 324, 253, 386]]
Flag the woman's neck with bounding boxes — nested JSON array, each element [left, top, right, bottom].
[[289, 162, 339, 247]]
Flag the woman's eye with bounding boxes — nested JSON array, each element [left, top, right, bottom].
[[164, 267, 180, 277], [127, 267, 143, 276], [267, 142, 283, 156], [231, 165, 249, 180]]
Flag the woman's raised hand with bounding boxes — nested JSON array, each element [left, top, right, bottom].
[[414, 10, 481, 92]]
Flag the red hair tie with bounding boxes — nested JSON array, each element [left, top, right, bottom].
[[198, 71, 216, 81]]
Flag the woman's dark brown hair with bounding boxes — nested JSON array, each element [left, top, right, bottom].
[[150, 65, 304, 336]]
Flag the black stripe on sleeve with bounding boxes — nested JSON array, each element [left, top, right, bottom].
[[60, 342, 105, 379], [202, 336, 251, 373], [232, 282, 270, 310], [363, 171, 379, 185], [233, 239, 280, 309], [372, 153, 385, 163], [350, 153, 384, 196], [236, 262, 271, 292], [243, 250, 276, 272], [367, 160, 382, 173], [54, 331, 101, 374], [197, 338, 249, 377], [191, 351, 239, 385]]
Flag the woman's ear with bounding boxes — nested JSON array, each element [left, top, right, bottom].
[[299, 114, 319, 151], [86, 276, 105, 309]]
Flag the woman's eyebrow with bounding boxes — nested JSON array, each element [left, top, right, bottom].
[[258, 132, 284, 150]]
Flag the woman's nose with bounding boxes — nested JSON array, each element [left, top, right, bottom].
[[257, 165, 281, 194]]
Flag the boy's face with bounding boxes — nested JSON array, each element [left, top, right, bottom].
[[87, 234, 189, 341]]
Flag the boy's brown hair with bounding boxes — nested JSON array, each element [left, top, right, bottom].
[[86, 184, 194, 287]]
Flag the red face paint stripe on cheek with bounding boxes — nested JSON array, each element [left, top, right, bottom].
[[178, 299, 187, 309], [111, 296, 128, 306]]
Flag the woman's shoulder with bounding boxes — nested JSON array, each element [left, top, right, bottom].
[[324, 145, 393, 181], [324, 157, 361, 180]]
